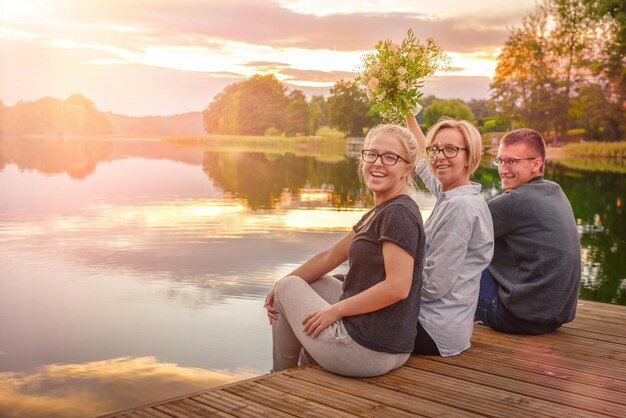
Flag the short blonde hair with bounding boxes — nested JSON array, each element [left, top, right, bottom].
[[358, 124, 419, 192], [425, 117, 482, 175]]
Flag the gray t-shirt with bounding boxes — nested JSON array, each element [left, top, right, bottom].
[[341, 194, 425, 354], [488, 176, 581, 329]]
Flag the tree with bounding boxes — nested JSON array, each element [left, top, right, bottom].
[[284, 90, 310, 136], [203, 74, 288, 135], [422, 99, 475, 127], [582, 0, 626, 140], [491, 0, 625, 141], [490, 5, 559, 136], [308, 95, 328, 134], [327, 80, 378, 137], [466, 99, 496, 120]]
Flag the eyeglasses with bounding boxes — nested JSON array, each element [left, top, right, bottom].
[[491, 157, 538, 167], [425, 145, 468, 159], [361, 149, 410, 166]]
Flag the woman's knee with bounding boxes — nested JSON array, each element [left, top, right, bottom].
[[274, 275, 305, 305]]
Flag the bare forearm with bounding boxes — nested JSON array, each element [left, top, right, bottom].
[[405, 115, 427, 154], [334, 280, 409, 318]]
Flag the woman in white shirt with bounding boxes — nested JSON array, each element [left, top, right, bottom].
[[406, 115, 494, 356]]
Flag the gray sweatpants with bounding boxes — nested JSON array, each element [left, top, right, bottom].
[[272, 274, 409, 377]]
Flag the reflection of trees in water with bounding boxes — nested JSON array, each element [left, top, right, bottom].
[[475, 161, 625, 305], [546, 161, 625, 305], [0, 136, 114, 179], [202, 151, 365, 209]]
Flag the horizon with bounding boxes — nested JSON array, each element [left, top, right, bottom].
[[0, 0, 539, 117]]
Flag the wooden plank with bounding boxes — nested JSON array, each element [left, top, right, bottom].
[[555, 325, 626, 345], [563, 314, 626, 335], [385, 364, 601, 418], [426, 349, 626, 403], [405, 357, 626, 417], [471, 327, 626, 361], [154, 399, 234, 417], [191, 391, 292, 417], [260, 373, 417, 417], [116, 407, 174, 418], [470, 340, 626, 382], [287, 366, 481, 417], [222, 380, 357, 417]]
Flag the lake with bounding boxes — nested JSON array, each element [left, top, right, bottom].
[[0, 136, 624, 417]]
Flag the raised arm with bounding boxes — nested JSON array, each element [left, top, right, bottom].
[[405, 114, 427, 156]]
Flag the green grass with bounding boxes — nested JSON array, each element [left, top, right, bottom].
[[562, 141, 626, 158], [162, 131, 350, 162]]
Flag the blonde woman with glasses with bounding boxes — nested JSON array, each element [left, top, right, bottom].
[[405, 114, 494, 356], [264, 124, 426, 376]]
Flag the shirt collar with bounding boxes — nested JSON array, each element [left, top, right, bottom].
[[439, 182, 482, 199]]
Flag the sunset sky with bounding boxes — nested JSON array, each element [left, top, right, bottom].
[[0, 0, 539, 116]]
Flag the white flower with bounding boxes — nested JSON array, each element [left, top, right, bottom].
[[367, 78, 380, 90], [377, 92, 386, 100], [408, 51, 416, 60], [398, 81, 407, 90], [371, 63, 381, 73], [390, 43, 400, 52], [397, 66, 407, 75]]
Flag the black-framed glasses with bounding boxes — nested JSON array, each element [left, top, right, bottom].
[[491, 157, 539, 167], [361, 149, 410, 166], [425, 145, 468, 159]]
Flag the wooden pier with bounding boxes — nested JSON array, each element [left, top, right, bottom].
[[105, 300, 626, 417]]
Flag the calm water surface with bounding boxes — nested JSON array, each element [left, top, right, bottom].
[[0, 136, 623, 417]]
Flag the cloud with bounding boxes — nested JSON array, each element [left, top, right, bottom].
[[14, 0, 516, 52], [281, 68, 356, 83], [0, 356, 257, 418], [243, 61, 291, 69]]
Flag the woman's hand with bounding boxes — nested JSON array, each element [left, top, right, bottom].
[[264, 287, 279, 325], [303, 305, 342, 338]]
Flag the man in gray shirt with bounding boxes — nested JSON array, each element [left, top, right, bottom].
[[475, 128, 581, 334]]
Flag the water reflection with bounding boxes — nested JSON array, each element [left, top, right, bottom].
[[0, 356, 257, 418], [202, 150, 367, 209], [0, 135, 624, 417]]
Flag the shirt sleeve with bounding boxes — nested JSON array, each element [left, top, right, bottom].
[[376, 205, 420, 258], [415, 159, 441, 198], [488, 190, 519, 239], [422, 202, 472, 301]]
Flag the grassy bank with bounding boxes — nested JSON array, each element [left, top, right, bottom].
[[562, 141, 626, 158], [162, 131, 349, 162]]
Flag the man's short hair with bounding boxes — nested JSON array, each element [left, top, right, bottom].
[[500, 128, 546, 170]]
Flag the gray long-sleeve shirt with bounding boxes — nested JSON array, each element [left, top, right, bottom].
[[416, 161, 494, 356], [488, 176, 581, 329]]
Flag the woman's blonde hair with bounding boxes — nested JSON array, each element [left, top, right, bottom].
[[358, 124, 419, 192], [425, 117, 482, 175]]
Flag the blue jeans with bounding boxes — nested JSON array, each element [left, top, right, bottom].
[[475, 269, 529, 334]]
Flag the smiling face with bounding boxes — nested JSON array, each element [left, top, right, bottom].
[[362, 132, 413, 205], [429, 127, 470, 191], [497, 142, 543, 191]]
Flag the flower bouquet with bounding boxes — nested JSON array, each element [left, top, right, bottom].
[[358, 29, 449, 124]]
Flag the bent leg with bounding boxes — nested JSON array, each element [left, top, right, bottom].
[[474, 269, 530, 334], [272, 275, 408, 376]]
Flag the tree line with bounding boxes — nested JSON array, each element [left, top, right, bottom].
[[0, 94, 112, 136], [202, 73, 500, 138], [203, 0, 624, 141]]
